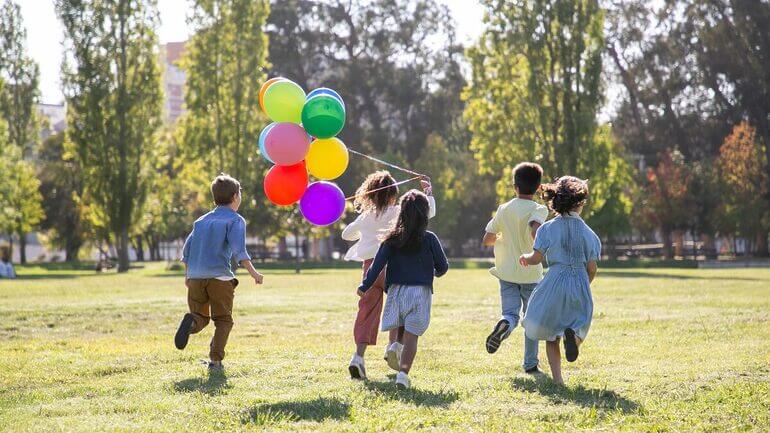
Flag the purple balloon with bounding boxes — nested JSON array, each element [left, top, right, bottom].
[[299, 181, 346, 226]]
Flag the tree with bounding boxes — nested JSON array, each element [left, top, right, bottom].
[[179, 0, 272, 237], [0, 0, 42, 263], [465, 0, 631, 238], [639, 150, 693, 259], [37, 132, 86, 262], [0, 144, 44, 262], [678, 0, 770, 255], [57, 0, 163, 272], [716, 122, 769, 255]]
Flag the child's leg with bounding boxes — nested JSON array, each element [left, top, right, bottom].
[[545, 339, 563, 385], [390, 327, 404, 344], [399, 331, 419, 373], [206, 279, 236, 362], [186, 279, 211, 332], [520, 284, 539, 370], [353, 285, 384, 356], [353, 260, 385, 357]]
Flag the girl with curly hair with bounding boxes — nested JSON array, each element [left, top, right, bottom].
[[519, 176, 602, 385], [342, 171, 435, 380]]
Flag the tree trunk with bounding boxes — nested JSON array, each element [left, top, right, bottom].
[[662, 228, 674, 259], [18, 232, 27, 264], [134, 235, 145, 262], [65, 240, 80, 262], [756, 231, 769, 257], [117, 229, 130, 272], [294, 229, 301, 274]]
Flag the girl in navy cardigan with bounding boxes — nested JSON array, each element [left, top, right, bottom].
[[358, 190, 449, 389]]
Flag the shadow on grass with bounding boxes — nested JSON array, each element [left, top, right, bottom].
[[241, 398, 351, 425], [511, 376, 640, 413], [601, 271, 764, 281], [173, 371, 231, 395], [363, 375, 459, 407]]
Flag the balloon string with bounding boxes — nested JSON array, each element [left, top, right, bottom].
[[348, 148, 425, 177], [345, 176, 422, 201]]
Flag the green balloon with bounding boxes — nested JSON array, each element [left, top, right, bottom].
[[301, 95, 346, 139], [264, 80, 306, 123]]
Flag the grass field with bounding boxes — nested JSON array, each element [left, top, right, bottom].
[[0, 263, 768, 432]]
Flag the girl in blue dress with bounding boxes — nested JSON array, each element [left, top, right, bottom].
[[519, 176, 601, 385]]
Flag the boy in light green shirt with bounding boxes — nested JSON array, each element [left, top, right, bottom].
[[482, 162, 548, 373]]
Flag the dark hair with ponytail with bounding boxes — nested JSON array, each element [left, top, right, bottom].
[[541, 176, 589, 215], [383, 190, 430, 251]]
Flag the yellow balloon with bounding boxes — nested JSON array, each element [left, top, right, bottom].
[[306, 137, 349, 180]]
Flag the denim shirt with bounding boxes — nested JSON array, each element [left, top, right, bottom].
[[182, 206, 251, 279]]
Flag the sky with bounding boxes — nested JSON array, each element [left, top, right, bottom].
[[20, 0, 486, 104]]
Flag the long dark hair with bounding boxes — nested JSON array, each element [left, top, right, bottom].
[[541, 176, 589, 215], [383, 190, 430, 251], [354, 170, 399, 216]]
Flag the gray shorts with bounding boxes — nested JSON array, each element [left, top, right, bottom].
[[381, 284, 432, 336]]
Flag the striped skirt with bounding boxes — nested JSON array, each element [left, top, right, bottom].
[[381, 284, 432, 336]]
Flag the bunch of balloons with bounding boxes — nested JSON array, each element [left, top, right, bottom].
[[258, 77, 349, 226]]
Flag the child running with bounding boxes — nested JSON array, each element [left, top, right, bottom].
[[342, 171, 435, 380], [482, 162, 548, 373], [519, 176, 601, 385], [357, 190, 448, 389], [174, 174, 264, 371]]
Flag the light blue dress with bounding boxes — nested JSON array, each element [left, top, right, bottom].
[[522, 212, 601, 342]]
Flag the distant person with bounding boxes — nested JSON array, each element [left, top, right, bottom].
[[482, 162, 548, 374], [520, 176, 601, 385], [357, 190, 448, 389], [342, 171, 435, 380], [0, 250, 15, 279], [174, 173, 264, 372]]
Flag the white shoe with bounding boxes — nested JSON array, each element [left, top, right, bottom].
[[348, 354, 366, 380], [384, 342, 403, 371], [395, 371, 411, 389]]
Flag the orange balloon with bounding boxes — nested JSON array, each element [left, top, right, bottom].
[[259, 77, 287, 113]]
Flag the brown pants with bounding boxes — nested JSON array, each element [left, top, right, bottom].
[[186, 278, 238, 362]]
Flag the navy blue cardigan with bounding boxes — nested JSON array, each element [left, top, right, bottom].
[[359, 231, 449, 292]]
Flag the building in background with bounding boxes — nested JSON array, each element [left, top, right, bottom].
[[161, 41, 186, 124], [36, 102, 66, 139]]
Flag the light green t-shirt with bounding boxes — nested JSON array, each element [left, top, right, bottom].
[[485, 198, 549, 284]]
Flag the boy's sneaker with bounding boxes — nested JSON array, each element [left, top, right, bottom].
[[525, 366, 542, 374], [174, 313, 195, 350], [395, 371, 411, 389], [207, 361, 224, 372], [564, 328, 579, 362], [384, 342, 403, 371], [348, 354, 366, 380], [485, 319, 511, 354]]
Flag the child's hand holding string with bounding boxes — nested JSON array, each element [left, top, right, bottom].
[[419, 176, 432, 196]]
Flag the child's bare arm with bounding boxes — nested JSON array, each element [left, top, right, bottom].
[[482, 232, 498, 246], [519, 250, 544, 267], [240, 260, 264, 285], [529, 221, 542, 239], [586, 260, 597, 283]]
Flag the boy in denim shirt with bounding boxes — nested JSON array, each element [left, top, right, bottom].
[[482, 163, 548, 373], [174, 174, 264, 371]]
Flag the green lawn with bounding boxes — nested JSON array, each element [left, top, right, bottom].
[[0, 263, 768, 432]]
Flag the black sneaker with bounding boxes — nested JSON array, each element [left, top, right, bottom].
[[564, 328, 579, 362], [524, 366, 541, 374], [485, 319, 511, 354], [174, 313, 195, 350]]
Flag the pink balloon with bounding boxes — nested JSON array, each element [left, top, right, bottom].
[[264, 122, 311, 166]]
